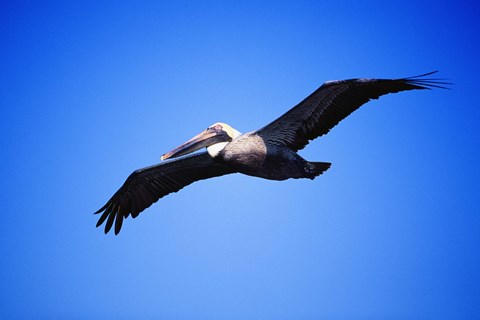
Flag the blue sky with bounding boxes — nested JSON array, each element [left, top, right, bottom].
[[1, 1, 479, 319]]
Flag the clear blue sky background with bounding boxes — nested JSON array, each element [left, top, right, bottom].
[[1, 1, 479, 319]]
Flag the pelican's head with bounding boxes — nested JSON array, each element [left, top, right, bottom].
[[161, 122, 241, 160]]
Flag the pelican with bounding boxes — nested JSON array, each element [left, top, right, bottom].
[[95, 71, 447, 234]]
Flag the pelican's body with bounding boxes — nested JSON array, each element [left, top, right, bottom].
[[95, 72, 447, 234], [216, 132, 329, 180]]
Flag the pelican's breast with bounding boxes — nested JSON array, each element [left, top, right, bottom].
[[220, 133, 267, 168]]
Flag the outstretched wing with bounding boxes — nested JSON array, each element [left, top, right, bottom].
[[255, 71, 448, 152], [95, 152, 236, 235]]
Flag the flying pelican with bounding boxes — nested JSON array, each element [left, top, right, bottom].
[[95, 71, 447, 234]]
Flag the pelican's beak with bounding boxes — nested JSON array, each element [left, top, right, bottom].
[[161, 126, 231, 160]]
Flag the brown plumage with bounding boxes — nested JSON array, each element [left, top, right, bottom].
[[95, 71, 448, 234]]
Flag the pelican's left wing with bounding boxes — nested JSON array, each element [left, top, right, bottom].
[[255, 72, 448, 152], [95, 152, 236, 235]]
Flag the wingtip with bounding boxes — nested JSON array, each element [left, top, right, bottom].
[[104, 224, 112, 234], [404, 71, 452, 90], [405, 70, 439, 78], [93, 205, 105, 215], [114, 210, 123, 235]]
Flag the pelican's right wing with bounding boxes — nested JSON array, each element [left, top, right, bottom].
[[95, 152, 236, 235]]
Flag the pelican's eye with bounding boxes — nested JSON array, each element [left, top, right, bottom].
[[214, 124, 223, 131]]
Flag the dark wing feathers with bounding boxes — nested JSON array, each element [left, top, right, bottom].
[[255, 71, 448, 152], [95, 152, 236, 235]]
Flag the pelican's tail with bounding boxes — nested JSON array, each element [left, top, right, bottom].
[[305, 162, 331, 179]]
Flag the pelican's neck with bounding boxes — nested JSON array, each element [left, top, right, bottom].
[[207, 141, 229, 157], [233, 128, 242, 138], [206, 127, 241, 157]]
